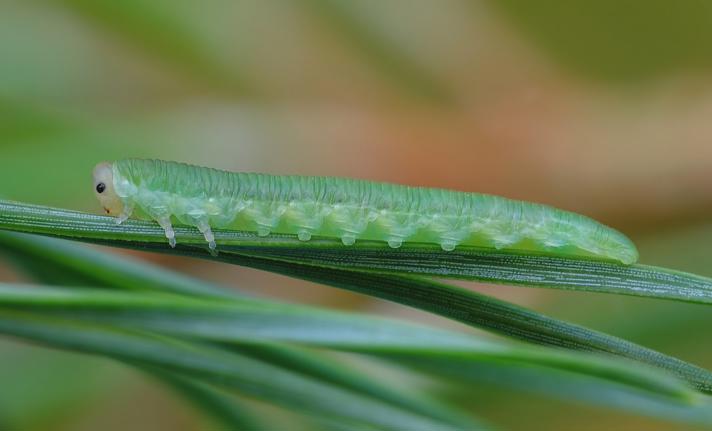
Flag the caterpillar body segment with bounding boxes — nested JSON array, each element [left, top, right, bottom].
[[92, 159, 639, 264]]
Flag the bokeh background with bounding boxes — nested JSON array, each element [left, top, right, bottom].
[[1, 0, 711, 429]]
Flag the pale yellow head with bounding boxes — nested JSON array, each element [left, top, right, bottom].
[[92, 162, 124, 215]]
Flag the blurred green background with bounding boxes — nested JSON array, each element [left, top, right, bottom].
[[1, 0, 711, 429]]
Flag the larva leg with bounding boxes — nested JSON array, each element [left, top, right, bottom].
[[115, 201, 135, 225], [492, 234, 520, 250], [341, 233, 356, 246], [256, 224, 271, 237], [387, 237, 403, 248], [196, 220, 218, 256], [439, 231, 469, 252], [440, 240, 457, 252], [156, 217, 177, 248], [297, 229, 312, 241]]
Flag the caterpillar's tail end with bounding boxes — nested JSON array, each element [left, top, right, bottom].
[[607, 231, 640, 265], [616, 247, 639, 265]]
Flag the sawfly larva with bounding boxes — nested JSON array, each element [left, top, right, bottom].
[[92, 159, 639, 264]]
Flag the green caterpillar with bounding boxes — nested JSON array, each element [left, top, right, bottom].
[[92, 159, 639, 264]]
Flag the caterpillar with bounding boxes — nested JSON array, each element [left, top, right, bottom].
[[92, 159, 639, 264]]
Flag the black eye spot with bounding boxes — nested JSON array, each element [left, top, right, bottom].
[[96, 183, 106, 194]]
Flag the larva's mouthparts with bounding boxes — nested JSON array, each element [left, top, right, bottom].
[[92, 162, 124, 217]]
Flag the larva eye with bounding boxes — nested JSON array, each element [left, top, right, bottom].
[[96, 182, 106, 194]]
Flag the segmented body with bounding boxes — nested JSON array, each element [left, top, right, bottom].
[[106, 159, 638, 264]]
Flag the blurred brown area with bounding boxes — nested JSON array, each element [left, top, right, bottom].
[[1, 0, 711, 429]]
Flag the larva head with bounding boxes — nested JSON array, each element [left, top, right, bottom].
[[92, 162, 123, 215]]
